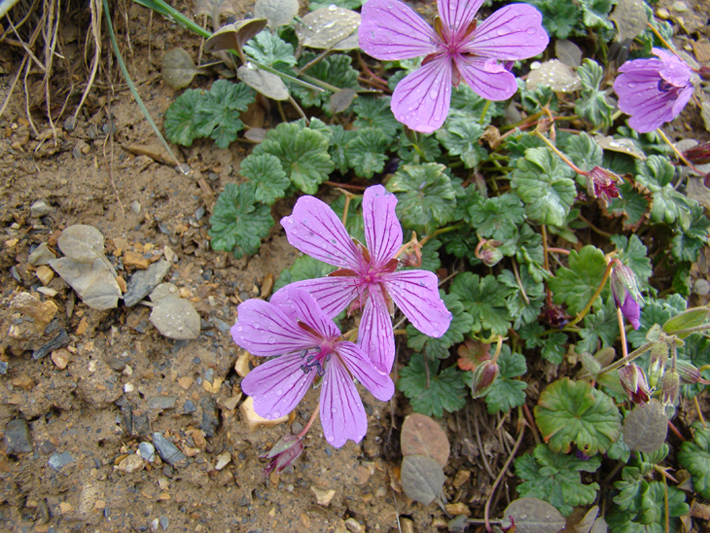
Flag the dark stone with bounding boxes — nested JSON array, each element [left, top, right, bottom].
[[107, 357, 127, 372], [32, 329, 70, 360], [123, 260, 171, 307], [183, 400, 197, 414], [152, 432, 187, 467], [5, 419, 32, 453], [132, 414, 151, 437], [200, 397, 219, 438]]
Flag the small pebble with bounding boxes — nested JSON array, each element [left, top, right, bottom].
[[131, 200, 141, 214], [5, 418, 33, 453], [152, 432, 188, 467], [48, 451, 75, 471], [35, 265, 54, 285], [115, 454, 144, 474], [183, 400, 197, 414], [672, 1, 688, 12], [30, 200, 52, 218], [139, 442, 155, 462], [160, 516, 169, 530], [51, 349, 70, 370], [148, 396, 177, 411], [344, 518, 363, 533], [694, 279, 710, 296], [28, 243, 57, 266], [656, 7, 670, 19], [215, 452, 231, 471], [311, 487, 336, 507]]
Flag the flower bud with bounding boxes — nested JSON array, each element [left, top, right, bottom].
[[261, 434, 304, 475], [661, 370, 680, 409], [475, 239, 504, 267], [618, 363, 650, 404], [674, 360, 708, 385], [470, 360, 499, 398], [647, 342, 668, 388], [682, 142, 710, 165], [586, 167, 622, 207], [610, 262, 643, 330]]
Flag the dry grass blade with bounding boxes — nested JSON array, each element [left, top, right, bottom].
[[71, 0, 102, 124]]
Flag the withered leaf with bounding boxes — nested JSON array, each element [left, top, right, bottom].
[[609, 0, 647, 42], [237, 65, 289, 101], [400, 455, 445, 507], [254, 0, 298, 29], [295, 7, 360, 50], [204, 19, 268, 56], [400, 413, 450, 468], [162, 48, 200, 89], [150, 295, 201, 340], [329, 89, 357, 114], [501, 497, 566, 533], [622, 399, 667, 453]]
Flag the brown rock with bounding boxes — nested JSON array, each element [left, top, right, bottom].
[[36, 265, 54, 285], [445, 502, 470, 516], [51, 349, 70, 369], [123, 250, 149, 269], [694, 39, 710, 65], [12, 374, 35, 390], [311, 486, 336, 506], [240, 396, 288, 431]]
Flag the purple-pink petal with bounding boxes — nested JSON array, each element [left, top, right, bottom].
[[437, 0, 484, 43], [358, 284, 396, 373], [271, 277, 358, 319], [455, 56, 517, 101], [281, 196, 360, 269], [358, 0, 440, 61], [363, 185, 402, 267], [241, 352, 314, 419], [284, 287, 341, 341], [335, 342, 394, 402], [392, 57, 453, 133], [383, 270, 452, 337], [620, 292, 641, 330], [654, 48, 692, 87], [320, 356, 368, 447], [464, 5, 549, 60], [232, 299, 316, 357]]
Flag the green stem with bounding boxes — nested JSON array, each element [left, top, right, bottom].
[[565, 260, 616, 328], [132, 0, 210, 37], [534, 129, 587, 176], [419, 223, 466, 247], [598, 341, 654, 377], [107, 0, 186, 172]]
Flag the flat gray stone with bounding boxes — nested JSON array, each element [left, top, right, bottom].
[[139, 442, 155, 462], [152, 432, 187, 467], [48, 451, 75, 471], [124, 260, 172, 307], [5, 419, 32, 453]]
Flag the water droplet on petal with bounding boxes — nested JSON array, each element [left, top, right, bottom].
[[273, 410, 281, 418], [236, 326, 243, 331], [268, 336, 276, 344], [628, 82, 637, 88], [526, 27, 537, 35], [429, 90, 439, 100], [276, 388, 283, 396]]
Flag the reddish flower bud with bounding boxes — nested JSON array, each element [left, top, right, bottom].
[[261, 434, 304, 475], [587, 167, 622, 207], [475, 239, 504, 267], [618, 363, 650, 404], [674, 360, 710, 385], [470, 360, 499, 398], [682, 142, 710, 166], [610, 262, 643, 330], [661, 370, 681, 409]]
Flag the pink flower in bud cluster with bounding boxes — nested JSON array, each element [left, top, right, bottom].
[[618, 363, 651, 404], [358, 0, 549, 133], [613, 48, 695, 133], [586, 167, 622, 207]]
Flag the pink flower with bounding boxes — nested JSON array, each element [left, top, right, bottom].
[[610, 261, 643, 330], [358, 0, 549, 133], [276, 185, 452, 374], [233, 287, 394, 448], [613, 48, 695, 133]]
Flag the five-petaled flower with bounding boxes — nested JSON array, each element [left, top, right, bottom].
[[358, 0, 549, 133], [276, 185, 452, 374], [233, 287, 394, 448], [613, 48, 695, 134]]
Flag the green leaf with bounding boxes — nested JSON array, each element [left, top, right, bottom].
[[510, 147, 577, 227], [634, 155, 692, 225], [387, 163, 457, 234], [500, 268, 545, 329], [254, 122, 334, 194], [448, 84, 504, 125], [436, 118, 487, 168], [406, 291, 472, 360], [610, 479, 688, 531], [576, 297, 620, 354], [240, 153, 289, 204], [540, 333, 568, 365], [480, 345, 528, 414], [208, 183, 274, 258], [328, 124, 357, 174], [678, 424, 710, 499], [535, 377, 622, 455], [194, 80, 255, 148], [353, 96, 400, 142], [308, 0, 364, 10], [514, 224, 548, 283], [344, 128, 389, 178], [450, 272, 514, 337], [606, 181, 651, 230], [519, 0, 582, 39], [626, 297, 685, 349], [244, 31, 297, 71], [559, 132, 603, 184], [579, 0, 614, 31], [397, 133, 442, 164], [548, 245, 608, 316], [273, 254, 336, 292], [574, 59, 614, 129], [465, 192, 525, 240], [397, 354, 467, 417], [515, 444, 601, 516], [164, 88, 202, 146], [610, 234, 652, 290], [292, 52, 359, 109]]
